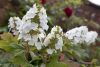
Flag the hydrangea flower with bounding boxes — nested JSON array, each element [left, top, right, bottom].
[[44, 26, 64, 54], [44, 26, 63, 47], [8, 3, 49, 50], [65, 26, 98, 45]]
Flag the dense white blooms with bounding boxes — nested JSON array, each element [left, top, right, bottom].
[[8, 17, 15, 29], [39, 7, 49, 31], [18, 21, 38, 34], [44, 26, 64, 53], [8, 3, 98, 57], [8, 17, 22, 35], [17, 21, 38, 41], [43, 26, 62, 46], [66, 26, 88, 40], [55, 37, 63, 51], [65, 26, 98, 45], [85, 31, 98, 45], [23, 4, 38, 20], [27, 28, 46, 50], [8, 4, 49, 50], [8, 17, 21, 29], [65, 26, 88, 44]]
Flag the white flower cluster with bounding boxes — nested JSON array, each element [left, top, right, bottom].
[[8, 4, 48, 50], [44, 26, 64, 54], [65, 26, 98, 45], [8, 4, 98, 55], [8, 4, 64, 55]]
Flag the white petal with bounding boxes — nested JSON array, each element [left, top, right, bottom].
[[47, 49, 54, 55]]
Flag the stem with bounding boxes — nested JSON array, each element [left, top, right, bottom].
[[23, 42, 30, 61]]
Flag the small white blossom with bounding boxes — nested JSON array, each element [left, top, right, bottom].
[[8, 17, 15, 29], [47, 49, 54, 55], [51, 26, 63, 34], [18, 33, 31, 41], [8, 17, 22, 34], [35, 42, 42, 50], [28, 35, 38, 45], [8, 17, 21, 29], [43, 33, 55, 46], [18, 21, 38, 33]]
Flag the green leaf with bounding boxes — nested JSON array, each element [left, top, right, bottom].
[[0, 40, 13, 51], [46, 54, 68, 67], [20, 64, 35, 67], [91, 59, 97, 63], [11, 50, 28, 66], [0, 33, 19, 52], [1, 33, 18, 43], [46, 60, 68, 67]]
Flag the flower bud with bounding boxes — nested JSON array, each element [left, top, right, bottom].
[[64, 7, 73, 17]]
